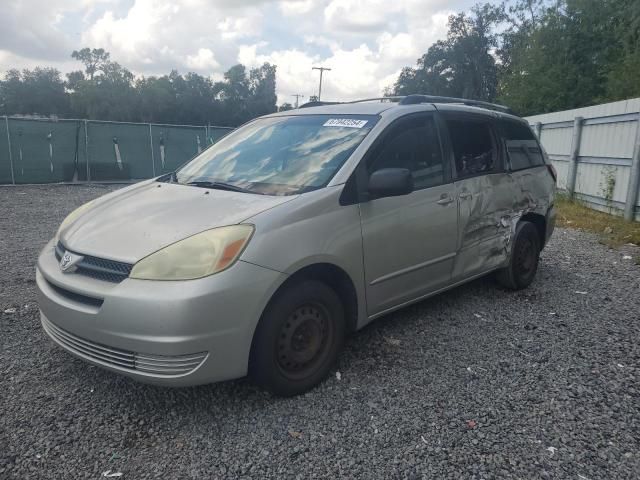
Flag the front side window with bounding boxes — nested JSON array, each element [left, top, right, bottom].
[[445, 118, 498, 178], [501, 119, 544, 170], [367, 114, 445, 189], [175, 114, 378, 195]]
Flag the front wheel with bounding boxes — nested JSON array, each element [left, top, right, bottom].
[[249, 280, 345, 396], [496, 221, 541, 290]]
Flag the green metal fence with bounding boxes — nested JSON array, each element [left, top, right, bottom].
[[0, 116, 233, 184]]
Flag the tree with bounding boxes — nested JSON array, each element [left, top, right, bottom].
[[247, 63, 278, 118], [2, 47, 280, 125], [0, 68, 68, 116], [391, 4, 505, 101], [214, 64, 251, 126], [65, 71, 85, 92], [136, 75, 176, 123], [173, 72, 216, 125], [70, 61, 136, 121], [604, 0, 640, 100], [71, 48, 110, 80], [279, 102, 293, 111], [498, 0, 640, 114]]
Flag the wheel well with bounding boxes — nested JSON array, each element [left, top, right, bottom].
[[521, 213, 546, 248], [275, 263, 358, 332]]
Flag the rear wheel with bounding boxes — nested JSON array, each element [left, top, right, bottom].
[[249, 280, 345, 396], [496, 221, 540, 290]]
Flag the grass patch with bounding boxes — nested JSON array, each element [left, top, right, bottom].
[[555, 195, 640, 248]]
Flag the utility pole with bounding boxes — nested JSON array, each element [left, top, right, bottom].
[[291, 94, 304, 108], [312, 66, 331, 101]]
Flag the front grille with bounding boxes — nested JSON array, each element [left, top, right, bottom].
[[55, 242, 133, 283], [45, 279, 104, 308], [42, 316, 208, 377]]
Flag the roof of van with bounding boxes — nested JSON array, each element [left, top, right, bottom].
[[268, 102, 396, 116], [266, 95, 524, 122]]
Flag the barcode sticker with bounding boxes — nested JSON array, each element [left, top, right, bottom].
[[323, 118, 368, 128]]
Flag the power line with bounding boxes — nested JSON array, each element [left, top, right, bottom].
[[312, 66, 331, 101]]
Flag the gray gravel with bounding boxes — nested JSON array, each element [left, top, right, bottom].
[[1, 184, 639, 479]]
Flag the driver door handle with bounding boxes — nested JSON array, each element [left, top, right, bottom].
[[437, 194, 455, 206]]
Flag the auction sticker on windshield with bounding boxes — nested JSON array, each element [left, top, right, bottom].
[[323, 118, 368, 128]]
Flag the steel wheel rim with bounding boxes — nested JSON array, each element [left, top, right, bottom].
[[515, 237, 536, 277], [276, 303, 332, 380]]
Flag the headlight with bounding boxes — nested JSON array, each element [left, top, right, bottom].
[[130, 225, 254, 281], [56, 201, 95, 241]]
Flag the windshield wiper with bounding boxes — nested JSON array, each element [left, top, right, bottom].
[[185, 180, 253, 193]]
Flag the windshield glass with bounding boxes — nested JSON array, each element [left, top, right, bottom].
[[174, 114, 378, 195]]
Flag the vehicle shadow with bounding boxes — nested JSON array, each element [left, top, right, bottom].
[[57, 257, 568, 421]]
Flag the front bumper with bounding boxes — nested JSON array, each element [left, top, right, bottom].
[[36, 240, 286, 386]]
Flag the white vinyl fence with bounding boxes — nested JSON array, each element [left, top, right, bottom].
[[526, 98, 640, 221]]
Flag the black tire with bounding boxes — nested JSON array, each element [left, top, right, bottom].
[[495, 221, 541, 290], [249, 280, 346, 397]]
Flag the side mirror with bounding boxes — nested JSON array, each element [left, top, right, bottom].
[[368, 168, 414, 199]]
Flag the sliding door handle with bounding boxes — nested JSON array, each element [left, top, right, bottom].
[[437, 194, 454, 205]]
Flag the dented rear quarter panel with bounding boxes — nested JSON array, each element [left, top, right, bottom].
[[453, 165, 555, 281]]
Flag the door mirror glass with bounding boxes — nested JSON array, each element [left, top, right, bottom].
[[368, 168, 413, 198]]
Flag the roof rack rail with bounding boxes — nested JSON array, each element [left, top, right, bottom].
[[298, 101, 343, 109], [399, 94, 514, 114], [346, 97, 403, 104], [297, 95, 515, 115]]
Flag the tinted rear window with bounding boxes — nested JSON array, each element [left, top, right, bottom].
[[501, 120, 544, 170]]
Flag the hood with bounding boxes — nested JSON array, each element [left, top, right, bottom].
[[61, 182, 297, 263]]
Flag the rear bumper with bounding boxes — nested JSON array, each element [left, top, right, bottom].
[[37, 239, 286, 386]]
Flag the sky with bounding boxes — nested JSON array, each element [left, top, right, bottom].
[[0, 0, 478, 105]]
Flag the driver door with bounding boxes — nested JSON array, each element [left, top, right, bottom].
[[358, 113, 458, 316]]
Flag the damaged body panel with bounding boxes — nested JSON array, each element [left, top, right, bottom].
[[452, 172, 520, 279], [452, 167, 554, 280]]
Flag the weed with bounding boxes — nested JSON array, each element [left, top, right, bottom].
[[556, 195, 640, 247]]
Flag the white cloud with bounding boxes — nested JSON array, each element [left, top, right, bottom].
[[0, 0, 471, 102], [217, 16, 261, 41], [279, 0, 314, 16], [324, 0, 388, 33], [186, 48, 220, 70], [238, 45, 318, 103], [237, 7, 453, 104], [377, 32, 418, 64]]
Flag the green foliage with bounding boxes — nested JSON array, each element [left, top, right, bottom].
[[0, 67, 69, 117], [0, 48, 278, 127], [391, 4, 506, 101], [392, 0, 640, 115], [71, 48, 110, 80]]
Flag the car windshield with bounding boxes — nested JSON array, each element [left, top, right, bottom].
[[174, 114, 378, 195]]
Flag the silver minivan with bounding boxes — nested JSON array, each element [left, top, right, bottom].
[[37, 95, 556, 396]]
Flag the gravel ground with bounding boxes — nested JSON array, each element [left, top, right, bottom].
[[1, 184, 639, 480]]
